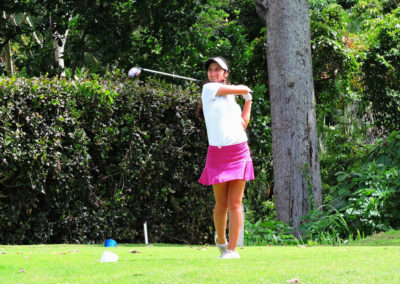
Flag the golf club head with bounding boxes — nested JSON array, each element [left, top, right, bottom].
[[128, 67, 142, 78]]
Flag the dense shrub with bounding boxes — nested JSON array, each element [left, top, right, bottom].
[[334, 131, 400, 232], [319, 128, 371, 202], [0, 73, 216, 244], [244, 218, 296, 246], [300, 131, 400, 240]]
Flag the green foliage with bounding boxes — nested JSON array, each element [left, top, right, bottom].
[[311, 2, 359, 107], [350, 0, 400, 21], [335, 162, 399, 234], [321, 131, 400, 237], [367, 130, 400, 166], [336, 0, 358, 9], [1, 0, 267, 88], [299, 205, 351, 244], [2, 0, 146, 77], [244, 168, 273, 221], [182, 0, 267, 86], [0, 73, 215, 244], [310, 0, 341, 11], [309, 1, 365, 156], [361, 7, 400, 132], [346, 230, 400, 246], [319, 128, 371, 201], [244, 218, 296, 246], [301, 131, 400, 243], [245, 84, 273, 217], [381, 0, 400, 13]]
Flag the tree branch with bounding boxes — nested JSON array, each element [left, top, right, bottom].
[[25, 16, 43, 47]]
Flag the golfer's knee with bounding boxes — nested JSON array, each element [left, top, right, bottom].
[[214, 203, 228, 214], [228, 201, 242, 212]]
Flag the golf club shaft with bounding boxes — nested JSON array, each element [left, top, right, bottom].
[[142, 68, 200, 82]]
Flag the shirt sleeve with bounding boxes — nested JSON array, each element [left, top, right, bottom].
[[201, 83, 223, 102]]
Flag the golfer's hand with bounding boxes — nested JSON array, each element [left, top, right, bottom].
[[242, 92, 252, 102]]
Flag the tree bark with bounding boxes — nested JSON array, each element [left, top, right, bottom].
[[53, 31, 68, 77], [254, 0, 322, 236], [25, 15, 43, 47], [2, 12, 14, 77], [50, 15, 71, 77]]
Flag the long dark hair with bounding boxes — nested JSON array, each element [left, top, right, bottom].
[[196, 100, 205, 120], [196, 57, 230, 120]]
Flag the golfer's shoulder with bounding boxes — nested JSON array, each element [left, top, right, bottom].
[[202, 83, 223, 98], [203, 82, 223, 91]]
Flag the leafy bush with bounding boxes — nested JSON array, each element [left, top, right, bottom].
[[336, 0, 358, 9], [299, 205, 351, 244], [0, 73, 216, 244], [302, 131, 400, 241], [244, 218, 296, 246], [310, 0, 340, 11], [333, 131, 400, 233], [319, 128, 371, 202]]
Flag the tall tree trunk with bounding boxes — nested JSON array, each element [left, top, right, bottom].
[[53, 32, 68, 77], [2, 12, 14, 77], [254, 0, 322, 236], [24, 15, 43, 47], [4, 41, 14, 77], [50, 15, 70, 77]]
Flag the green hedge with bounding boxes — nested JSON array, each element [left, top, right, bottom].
[[0, 73, 215, 244]]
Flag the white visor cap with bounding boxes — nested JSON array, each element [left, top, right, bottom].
[[205, 57, 229, 72]]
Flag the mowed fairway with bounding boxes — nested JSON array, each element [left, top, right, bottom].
[[1, 242, 399, 284]]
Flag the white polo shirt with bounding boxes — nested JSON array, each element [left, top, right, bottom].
[[201, 82, 248, 147]]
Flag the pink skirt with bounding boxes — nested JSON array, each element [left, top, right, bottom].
[[198, 141, 254, 185]]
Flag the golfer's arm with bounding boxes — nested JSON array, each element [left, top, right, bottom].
[[216, 85, 250, 96], [241, 100, 252, 129]]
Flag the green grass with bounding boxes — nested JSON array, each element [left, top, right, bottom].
[[1, 232, 399, 283], [347, 230, 400, 246]]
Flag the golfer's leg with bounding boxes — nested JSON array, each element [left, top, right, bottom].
[[213, 182, 229, 244], [227, 179, 246, 251]]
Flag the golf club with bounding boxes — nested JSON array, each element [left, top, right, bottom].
[[128, 67, 200, 82]]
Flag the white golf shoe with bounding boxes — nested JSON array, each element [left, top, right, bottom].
[[214, 235, 228, 255], [219, 249, 240, 259]]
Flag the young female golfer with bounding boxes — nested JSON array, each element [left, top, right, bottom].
[[198, 57, 254, 259]]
